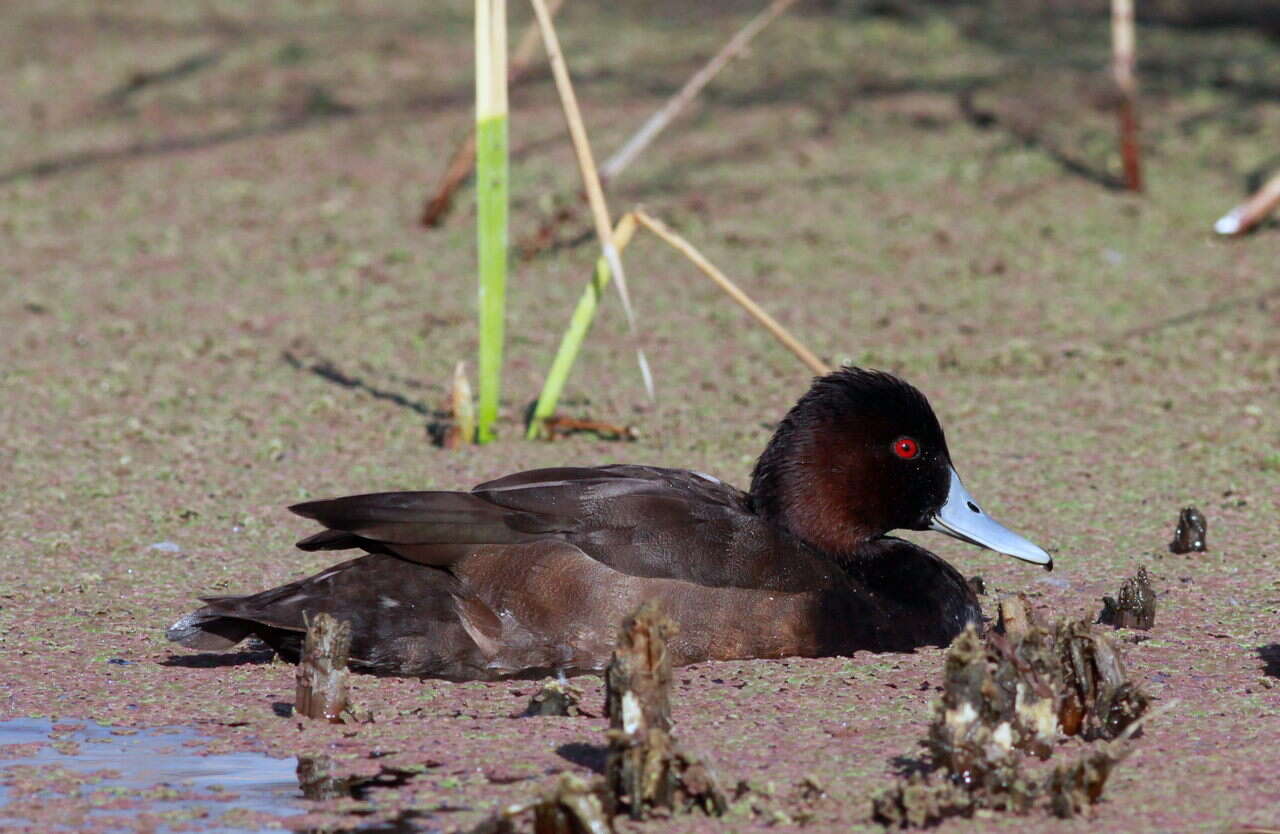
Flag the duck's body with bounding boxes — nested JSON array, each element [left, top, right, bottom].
[[168, 369, 1051, 679]]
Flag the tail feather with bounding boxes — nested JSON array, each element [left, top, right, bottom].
[[289, 491, 558, 546], [166, 610, 254, 650]]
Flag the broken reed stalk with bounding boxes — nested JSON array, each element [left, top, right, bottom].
[[527, 213, 638, 439], [530, 0, 654, 402], [1214, 171, 1280, 236], [475, 0, 509, 443], [421, 0, 565, 227], [1111, 0, 1142, 191], [604, 601, 727, 819], [444, 360, 476, 449], [600, 0, 800, 184], [294, 612, 352, 722], [633, 211, 830, 376]]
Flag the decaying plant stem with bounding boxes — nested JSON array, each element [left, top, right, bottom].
[[1111, 0, 1142, 191], [605, 601, 727, 819], [443, 360, 476, 448], [295, 612, 352, 722], [995, 593, 1034, 643], [1098, 566, 1156, 630]]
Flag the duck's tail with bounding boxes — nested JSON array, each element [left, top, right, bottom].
[[166, 607, 256, 650]]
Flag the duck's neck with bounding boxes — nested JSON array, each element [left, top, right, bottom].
[[749, 420, 879, 561]]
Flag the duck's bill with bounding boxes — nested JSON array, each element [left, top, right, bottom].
[[929, 467, 1054, 570]]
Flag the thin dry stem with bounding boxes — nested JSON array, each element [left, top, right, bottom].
[[530, 0, 654, 400], [600, 0, 800, 183], [632, 210, 829, 376]]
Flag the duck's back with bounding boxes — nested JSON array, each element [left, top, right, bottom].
[[291, 465, 843, 593], [469, 465, 843, 591]]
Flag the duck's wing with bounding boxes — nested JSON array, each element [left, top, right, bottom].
[[289, 489, 566, 565], [473, 464, 842, 590], [290, 466, 838, 591]]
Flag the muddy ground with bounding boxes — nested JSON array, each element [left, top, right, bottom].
[[1, 1, 1278, 831]]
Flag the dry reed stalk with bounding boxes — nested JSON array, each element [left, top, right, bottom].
[[421, 0, 565, 227], [1111, 0, 1142, 191], [443, 360, 476, 448], [1214, 171, 1280, 235], [530, 0, 654, 400], [632, 210, 829, 376], [600, 0, 800, 184]]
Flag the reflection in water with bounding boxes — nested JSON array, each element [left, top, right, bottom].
[[0, 717, 300, 832], [0, 719, 444, 833]]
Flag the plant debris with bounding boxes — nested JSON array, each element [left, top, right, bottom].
[[1044, 745, 1130, 819], [604, 602, 728, 819], [993, 592, 1034, 643], [522, 678, 586, 717], [296, 753, 420, 801], [540, 415, 639, 442], [873, 599, 1152, 827], [1098, 566, 1157, 630], [1168, 506, 1207, 553], [440, 360, 476, 449], [469, 603, 725, 833], [468, 772, 610, 834], [294, 612, 352, 723], [1055, 619, 1150, 740]]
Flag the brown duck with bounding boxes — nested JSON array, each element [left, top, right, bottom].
[[167, 367, 1051, 680]]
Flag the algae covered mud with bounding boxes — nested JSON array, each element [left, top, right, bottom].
[[1, 0, 1279, 831]]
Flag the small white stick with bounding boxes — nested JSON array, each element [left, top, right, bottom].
[[1214, 172, 1280, 236]]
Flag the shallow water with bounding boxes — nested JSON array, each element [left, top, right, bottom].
[[0, 717, 301, 833]]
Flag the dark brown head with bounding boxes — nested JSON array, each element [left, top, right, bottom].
[[750, 367, 1051, 568]]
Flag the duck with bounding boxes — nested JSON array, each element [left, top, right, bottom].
[[167, 367, 1051, 680]]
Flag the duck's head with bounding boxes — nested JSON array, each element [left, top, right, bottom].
[[750, 367, 1052, 569]]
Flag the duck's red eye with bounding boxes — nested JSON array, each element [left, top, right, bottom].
[[892, 436, 920, 460]]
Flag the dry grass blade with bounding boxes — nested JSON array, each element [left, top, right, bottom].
[[632, 210, 829, 376], [600, 0, 800, 183], [530, 0, 654, 401]]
